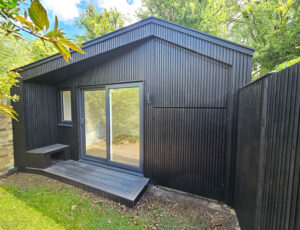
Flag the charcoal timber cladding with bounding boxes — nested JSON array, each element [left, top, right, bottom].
[[11, 17, 254, 203], [235, 63, 300, 230]]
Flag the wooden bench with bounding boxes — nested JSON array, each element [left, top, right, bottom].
[[26, 144, 70, 169]]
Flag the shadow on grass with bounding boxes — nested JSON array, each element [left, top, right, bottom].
[[0, 186, 65, 230], [0, 185, 149, 230]]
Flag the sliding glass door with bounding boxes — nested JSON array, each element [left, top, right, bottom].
[[83, 89, 107, 159], [81, 83, 142, 171], [109, 86, 140, 167]]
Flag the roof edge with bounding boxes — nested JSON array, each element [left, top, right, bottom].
[[150, 17, 255, 52], [15, 16, 255, 72]]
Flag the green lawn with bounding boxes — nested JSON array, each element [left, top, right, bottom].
[[0, 173, 236, 230], [0, 185, 155, 230]]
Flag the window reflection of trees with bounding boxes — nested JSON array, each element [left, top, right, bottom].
[[110, 87, 140, 145]]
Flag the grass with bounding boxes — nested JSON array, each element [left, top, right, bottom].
[[0, 185, 152, 230], [0, 186, 64, 230], [0, 173, 236, 230]]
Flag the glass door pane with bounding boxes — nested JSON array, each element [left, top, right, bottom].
[[84, 90, 107, 159], [109, 87, 140, 167]]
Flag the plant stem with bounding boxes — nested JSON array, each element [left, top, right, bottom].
[[0, 9, 50, 41]]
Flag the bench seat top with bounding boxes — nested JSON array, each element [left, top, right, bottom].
[[26, 144, 69, 154]]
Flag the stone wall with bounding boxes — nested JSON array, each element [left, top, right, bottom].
[[0, 99, 14, 176]]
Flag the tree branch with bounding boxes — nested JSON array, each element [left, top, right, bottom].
[[0, 9, 49, 41]]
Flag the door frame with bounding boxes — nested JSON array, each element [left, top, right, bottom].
[[79, 82, 144, 173]]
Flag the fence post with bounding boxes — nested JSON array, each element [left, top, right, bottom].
[[254, 76, 269, 230]]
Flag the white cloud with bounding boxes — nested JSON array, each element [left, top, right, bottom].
[[41, 0, 85, 23], [96, 0, 142, 24], [41, 0, 142, 24]]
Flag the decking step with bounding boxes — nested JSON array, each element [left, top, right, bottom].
[[40, 160, 149, 206]]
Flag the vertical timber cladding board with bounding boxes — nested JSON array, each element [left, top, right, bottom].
[[11, 82, 27, 169], [234, 81, 263, 230], [148, 108, 227, 200], [260, 64, 300, 230], [23, 83, 58, 150], [153, 39, 229, 108], [235, 62, 300, 230], [225, 51, 253, 204], [58, 87, 79, 161], [146, 39, 230, 201], [57, 39, 152, 161], [56, 38, 232, 201]]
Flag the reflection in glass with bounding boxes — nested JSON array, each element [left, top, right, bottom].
[[62, 90, 72, 121], [84, 90, 106, 158], [109, 87, 140, 167]]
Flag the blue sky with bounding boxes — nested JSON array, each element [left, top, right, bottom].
[[22, 0, 142, 39]]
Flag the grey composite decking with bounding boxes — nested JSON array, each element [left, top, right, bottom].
[[42, 160, 149, 206]]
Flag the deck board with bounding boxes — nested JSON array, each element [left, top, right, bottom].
[[66, 160, 141, 182], [49, 163, 135, 190], [42, 160, 149, 206]]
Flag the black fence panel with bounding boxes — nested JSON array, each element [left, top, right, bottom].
[[235, 63, 300, 230]]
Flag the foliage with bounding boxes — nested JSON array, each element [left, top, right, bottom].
[[84, 88, 140, 145], [229, 0, 300, 77], [0, 30, 57, 120], [0, 0, 84, 120], [137, 0, 207, 31], [138, 0, 300, 78], [29, 38, 58, 60], [137, 0, 232, 38], [0, 0, 84, 62], [274, 56, 300, 71], [0, 33, 29, 120], [76, 5, 125, 43], [110, 87, 140, 138], [113, 135, 139, 144], [1, 0, 84, 61]]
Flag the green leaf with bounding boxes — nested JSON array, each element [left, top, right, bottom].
[[0, 0, 8, 8], [0, 102, 18, 121], [46, 29, 65, 38], [54, 15, 58, 32], [0, 102, 17, 115], [24, 10, 28, 19], [39, 37, 46, 46], [28, 0, 49, 31], [54, 42, 72, 63], [16, 16, 35, 30], [58, 38, 85, 54]]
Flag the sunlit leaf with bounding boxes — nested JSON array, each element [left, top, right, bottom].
[[10, 0, 18, 9], [46, 29, 65, 38], [53, 42, 72, 63], [58, 38, 85, 54], [39, 37, 45, 46], [0, 102, 17, 114], [0, 0, 7, 8], [28, 0, 49, 31], [16, 16, 35, 30], [54, 15, 58, 32], [0, 102, 18, 121]]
